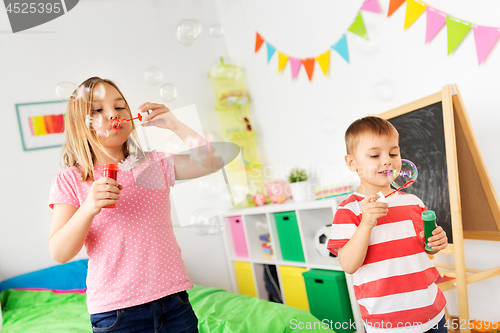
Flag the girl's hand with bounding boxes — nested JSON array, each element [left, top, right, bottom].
[[82, 177, 123, 216], [420, 226, 448, 251], [360, 194, 388, 228], [137, 102, 180, 130]]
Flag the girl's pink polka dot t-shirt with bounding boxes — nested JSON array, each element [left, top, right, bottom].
[[48, 151, 193, 314]]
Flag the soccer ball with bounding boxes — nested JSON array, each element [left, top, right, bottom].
[[315, 225, 337, 258]]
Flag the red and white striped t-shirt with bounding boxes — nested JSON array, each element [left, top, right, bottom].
[[327, 192, 446, 332]]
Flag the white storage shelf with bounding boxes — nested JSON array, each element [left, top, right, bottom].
[[220, 196, 362, 333]]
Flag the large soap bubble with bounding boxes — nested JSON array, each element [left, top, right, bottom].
[[389, 159, 418, 189], [160, 83, 178, 102], [55, 81, 77, 101], [175, 20, 202, 45]]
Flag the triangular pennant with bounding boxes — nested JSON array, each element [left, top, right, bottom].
[[266, 42, 276, 63], [315, 50, 330, 76], [425, 7, 447, 43], [289, 57, 302, 80], [278, 52, 289, 72], [255, 32, 265, 53], [447, 17, 472, 55], [473, 25, 500, 65], [302, 58, 315, 81], [387, 0, 405, 17], [404, 0, 426, 30], [348, 12, 369, 40], [360, 0, 380, 14], [331, 34, 350, 63]]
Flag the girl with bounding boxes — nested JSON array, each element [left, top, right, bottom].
[[49, 77, 218, 333]]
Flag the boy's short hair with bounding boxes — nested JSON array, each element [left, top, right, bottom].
[[345, 116, 399, 155]]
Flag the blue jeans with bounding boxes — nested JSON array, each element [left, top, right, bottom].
[[90, 291, 198, 333], [425, 315, 448, 333]]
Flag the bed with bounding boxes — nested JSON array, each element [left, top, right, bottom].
[[0, 260, 331, 332]]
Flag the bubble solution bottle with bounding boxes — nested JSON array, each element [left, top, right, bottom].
[[103, 164, 119, 208], [422, 210, 437, 251]]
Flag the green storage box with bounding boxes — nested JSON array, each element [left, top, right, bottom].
[[302, 269, 355, 333], [273, 211, 305, 262]]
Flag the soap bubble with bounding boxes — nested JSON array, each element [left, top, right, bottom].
[[175, 20, 202, 46], [85, 113, 109, 138], [55, 81, 77, 101], [189, 208, 222, 235], [209, 24, 224, 38], [144, 67, 164, 85], [389, 159, 418, 188], [159, 83, 178, 102]]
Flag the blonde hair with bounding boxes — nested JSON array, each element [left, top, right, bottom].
[[345, 116, 399, 155], [62, 77, 143, 181]]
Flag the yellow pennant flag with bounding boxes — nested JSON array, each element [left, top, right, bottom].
[[278, 52, 289, 73], [315, 50, 330, 76], [404, 0, 427, 30]]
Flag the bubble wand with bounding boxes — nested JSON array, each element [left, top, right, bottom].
[[110, 113, 143, 130], [385, 180, 415, 198]]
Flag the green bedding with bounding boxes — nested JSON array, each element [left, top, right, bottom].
[[0, 286, 331, 332]]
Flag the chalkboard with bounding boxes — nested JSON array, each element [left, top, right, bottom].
[[387, 101, 453, 243]]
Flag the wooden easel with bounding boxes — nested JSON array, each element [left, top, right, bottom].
[[379, 84, 500, 333]]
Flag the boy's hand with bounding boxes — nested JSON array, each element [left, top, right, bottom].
[[361, 194, 388, 228], [420, 226, 448, 251], [82, 177, 123, 216], [137, 102, 180, 130]]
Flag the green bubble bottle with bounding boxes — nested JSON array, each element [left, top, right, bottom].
[[422, 210, 437, 251]]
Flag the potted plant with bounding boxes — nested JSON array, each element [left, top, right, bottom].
[[288, 167, 312, 202]]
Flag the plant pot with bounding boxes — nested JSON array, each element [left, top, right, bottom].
[[289, 180, 313, 202]]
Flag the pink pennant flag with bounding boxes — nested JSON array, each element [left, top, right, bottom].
[[473, 25, 500, 65], [360, 0, 380, 14], [425, 7, 447, 43], [289, 57, 302, 80]]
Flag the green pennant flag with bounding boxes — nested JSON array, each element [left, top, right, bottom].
[[447, 17, 472, 55], [348, 12, 369, 40]]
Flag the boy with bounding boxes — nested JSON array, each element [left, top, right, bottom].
[[327, 116, 448, 333]]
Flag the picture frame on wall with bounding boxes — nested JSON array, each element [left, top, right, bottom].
[[15, 101, 67, 151]]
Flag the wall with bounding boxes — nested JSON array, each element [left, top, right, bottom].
[[0, 0, 232, 291], [216, 0, 500, 322]]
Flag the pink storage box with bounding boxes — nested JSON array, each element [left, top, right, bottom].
[[228, 216, 249, 258]]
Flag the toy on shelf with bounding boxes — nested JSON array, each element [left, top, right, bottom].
[[264, 180, 291, 204], [253, 192, 267, 206], [315, 182, 353, 200], [314, 225, 337, 259], [209, 58, 263, 207], [288, 167, 313, 202], [256, 221, 274, 260]]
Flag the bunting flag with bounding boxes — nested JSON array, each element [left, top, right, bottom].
[[447, 17, 472, 55], [302, 58, 315, 81], [332, 34, 350, 63], [255, 32, 264, 53], [266, 42, 276, 63], [425, 7, 447, 43], [315, 50, 330, 76], [254, 0, 500, 82], [348, 12, 368, 40], [278, 52, 289, 72], [404, 0, 426, 30], [473, 25, 500, 65], [360, 0, 380, 14], [387, 0, 406, 17], [289, 57, 302, 80]]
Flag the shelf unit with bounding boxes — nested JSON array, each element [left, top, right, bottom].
[[220, 197, 362, 333]]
